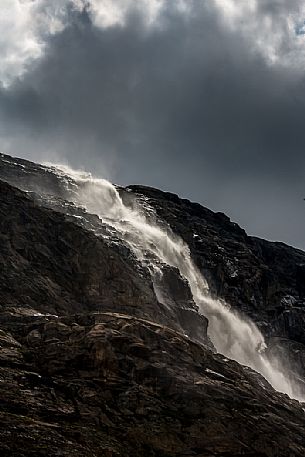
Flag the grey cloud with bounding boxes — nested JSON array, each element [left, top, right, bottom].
[[0, 1, 305, 248]]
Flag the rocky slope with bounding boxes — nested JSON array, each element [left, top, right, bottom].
[[2, 153, 304, 348], [126, 185, 305, 375], [0, 179, 208, 346], [1, 153, 305, 455], [1, 309, 305, 457]]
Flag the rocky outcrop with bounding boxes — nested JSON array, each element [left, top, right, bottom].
[[1, 153, 305, 455], [0, 154, 210, 347], [0, 180, 156, 317], [0, 179, 212, 348], [1, 308, 305, 457], [2, 152, 305, 345]]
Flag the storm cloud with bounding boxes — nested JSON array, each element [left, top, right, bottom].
[[1, 0, 305, 248]]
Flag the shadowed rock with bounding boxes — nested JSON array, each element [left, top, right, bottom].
[[1, 310, 305, 456]]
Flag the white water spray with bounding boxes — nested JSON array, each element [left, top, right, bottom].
[[47, 163, 304, 401]]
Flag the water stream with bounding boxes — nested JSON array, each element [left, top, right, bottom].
[[46, 163, 304, 401]]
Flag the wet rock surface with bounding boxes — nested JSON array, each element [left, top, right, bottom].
[[1, 154, 305, 455]]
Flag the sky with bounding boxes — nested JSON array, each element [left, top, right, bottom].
[[1, 0, 305, 249]]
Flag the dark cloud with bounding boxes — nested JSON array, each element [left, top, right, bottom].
[[0, 1, 305, 248]]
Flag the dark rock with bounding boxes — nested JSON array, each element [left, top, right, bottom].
[[1, 310, 305, 457], [1, 154, 305, 455], [0, 179, 212, 347], [0, 154, 211, 348]]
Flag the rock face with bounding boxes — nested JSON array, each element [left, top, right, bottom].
[[0, 153, 210, 347], [0, 179, 209, 346], [1, 153, 305, 455], [1, 309, 305, 457]]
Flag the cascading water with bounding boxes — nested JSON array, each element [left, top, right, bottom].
[[47, 163, 304, 401]]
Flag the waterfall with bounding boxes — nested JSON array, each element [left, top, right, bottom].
[[46, 163, 304, 401]]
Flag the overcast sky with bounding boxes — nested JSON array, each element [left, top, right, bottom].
[[1, 0, 305, 249]]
